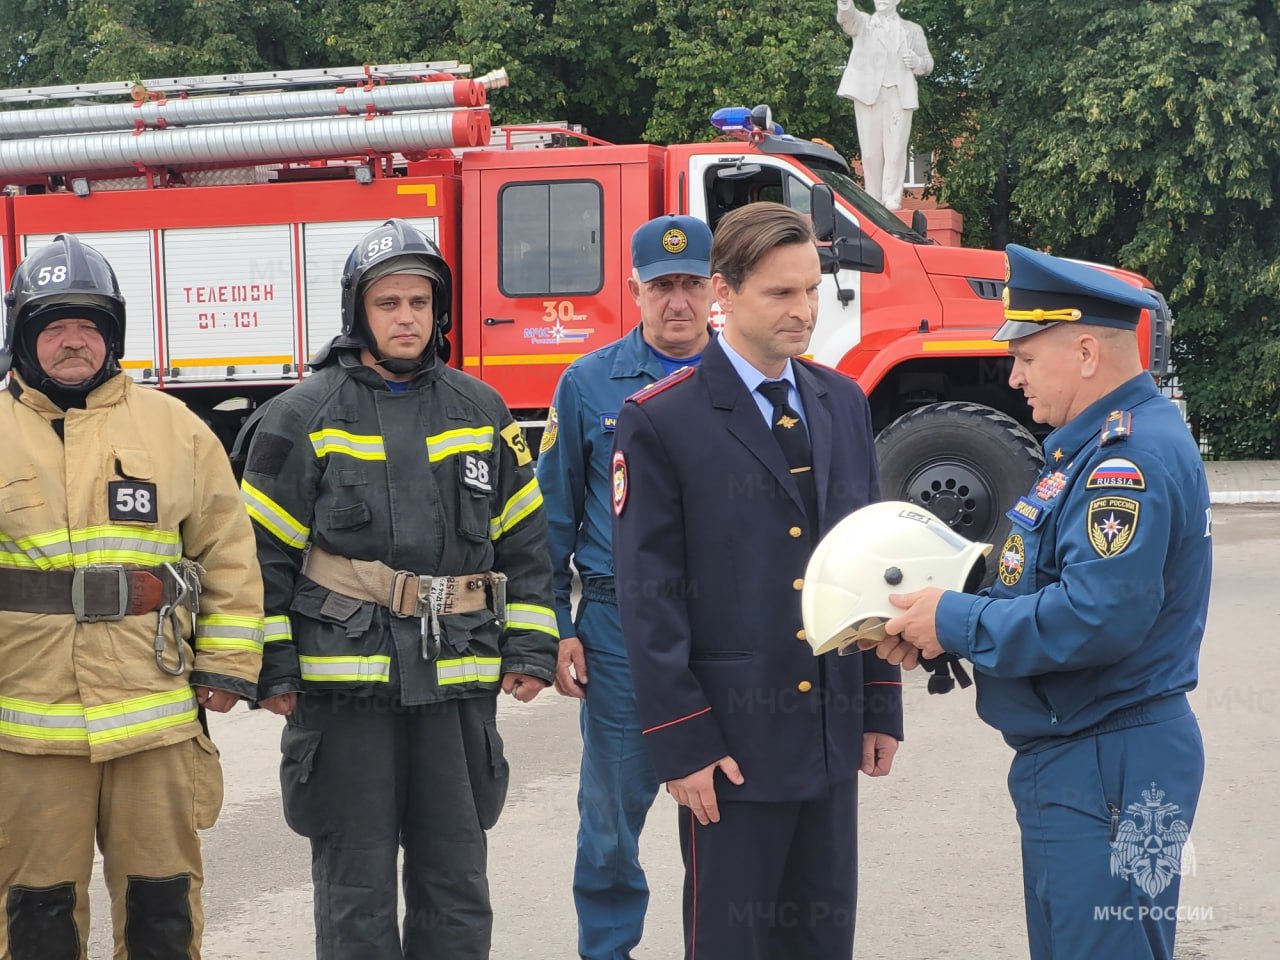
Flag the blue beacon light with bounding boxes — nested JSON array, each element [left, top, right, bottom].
[[709, 106, 784, 136]]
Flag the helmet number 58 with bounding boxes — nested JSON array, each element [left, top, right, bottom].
[[366, 236, 395, 258], [36, 265, 68, 285]]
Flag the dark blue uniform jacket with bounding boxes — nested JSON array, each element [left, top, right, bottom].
[[937, 374, 1212, 752], [612, 338, 903, 803], [536, 324, 668, 643]]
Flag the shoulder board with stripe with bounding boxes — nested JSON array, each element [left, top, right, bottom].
[[1099, 409, 1133, 446], [626, 365, 697, 405]]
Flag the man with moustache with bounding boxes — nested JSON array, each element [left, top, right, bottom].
[[0, 235, 262, 958]]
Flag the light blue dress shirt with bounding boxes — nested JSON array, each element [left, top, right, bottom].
[[717, 334, 808, 427]]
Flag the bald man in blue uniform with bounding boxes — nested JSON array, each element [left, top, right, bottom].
[[881, 245, 1211, 960], [538, 215, 715, 960]]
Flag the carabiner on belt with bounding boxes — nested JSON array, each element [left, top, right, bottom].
[[154, 562, 191, 676]]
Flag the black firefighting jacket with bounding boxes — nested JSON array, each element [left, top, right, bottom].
[[242, 351, 557, 703]]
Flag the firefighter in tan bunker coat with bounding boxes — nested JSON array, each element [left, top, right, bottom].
[[0, 235, 264, 960]]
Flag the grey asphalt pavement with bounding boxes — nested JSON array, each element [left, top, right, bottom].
[[84, 504, 1279, 958]]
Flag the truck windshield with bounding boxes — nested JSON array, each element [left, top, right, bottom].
[[807, 164, 929, 244]]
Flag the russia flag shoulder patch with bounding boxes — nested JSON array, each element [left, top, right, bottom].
[[1085, 457, 1146, 491]]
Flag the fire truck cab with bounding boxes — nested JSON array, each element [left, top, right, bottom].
[[0, 66, 1171, 551]]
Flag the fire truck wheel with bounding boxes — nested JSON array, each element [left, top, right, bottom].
[[875, 401, 1042, 584]]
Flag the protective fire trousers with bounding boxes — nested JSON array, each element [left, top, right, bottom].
[[572, 596, 659, 960], [1008, 697, 1205, 960], [0, 735, 224, 960], [280, 693, 510, 960]]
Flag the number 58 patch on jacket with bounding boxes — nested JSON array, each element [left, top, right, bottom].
[[108, 480, 158, 522]]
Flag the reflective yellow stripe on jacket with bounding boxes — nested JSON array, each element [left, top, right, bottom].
[[1, 688, 198, 747], [425, 427, 494, 463], [506, 603, 558, 639], [489, 477, 543, 541], [0, 696, 88, 742], [242, 479, 310, 549], [263, 615, 293, 643], [0, 525, 182, 570], [437, 656, 502, 686], [195, 613, 265, 654], [84, 688, 198, 747], [299, 655, 391, 683], [309, 429, 387, 461]]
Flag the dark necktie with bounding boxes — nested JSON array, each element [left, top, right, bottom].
[[757, 379, 819, 534]]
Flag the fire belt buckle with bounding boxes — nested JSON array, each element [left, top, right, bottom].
[[173, 558, 203, 615], [387, 570, 416, 618], [71, 565, 129, 622]]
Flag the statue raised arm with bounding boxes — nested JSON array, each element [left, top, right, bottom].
[[836, 0, 934, 210]]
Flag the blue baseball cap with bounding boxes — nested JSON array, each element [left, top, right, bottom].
[[631, 215, 712, 282], [995, 243, 1158, 341]]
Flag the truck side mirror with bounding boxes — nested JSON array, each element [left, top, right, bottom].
[[811, 184, 837, 243], [911, 209, 928, 238], [811, 184, 884, 275]]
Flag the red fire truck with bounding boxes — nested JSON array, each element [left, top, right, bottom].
[[0, 63, 1170, 548]]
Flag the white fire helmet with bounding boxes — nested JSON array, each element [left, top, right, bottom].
[[801, 501, 993, 656]]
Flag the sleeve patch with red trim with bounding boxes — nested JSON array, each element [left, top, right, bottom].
[[612, 450, 628, 516]]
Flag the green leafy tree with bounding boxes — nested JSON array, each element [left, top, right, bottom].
[[308, 0, 461, 68], [940, 0, 1280, 456], [0, 0, 94, 87], [0, 0, 311, 86], [638, 0, 853, 148]]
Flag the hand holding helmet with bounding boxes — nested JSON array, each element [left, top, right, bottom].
[[800, 500, 991, 692]]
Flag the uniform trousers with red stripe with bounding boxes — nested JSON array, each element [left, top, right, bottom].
[[676, 777, 858, 960]]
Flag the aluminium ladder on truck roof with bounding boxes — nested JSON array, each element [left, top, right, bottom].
[[0, 62, 474, 104]]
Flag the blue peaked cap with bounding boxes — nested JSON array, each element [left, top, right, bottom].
[[632, 215, 712, 282], [995, 243, 1158, 342]]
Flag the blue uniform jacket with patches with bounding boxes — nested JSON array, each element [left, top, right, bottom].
[[611, 338, 902, 802], [242, 350, 558, 704], [536, 324, 670, 644], [936, 374, 1212, 752]]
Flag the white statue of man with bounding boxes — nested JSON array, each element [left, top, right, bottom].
[[836, 0, 934, 210]]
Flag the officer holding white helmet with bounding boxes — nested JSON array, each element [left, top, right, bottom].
[[0, 235, 264, 958], [241, 219, 558, 958], [867, 245, 1212, 960]]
